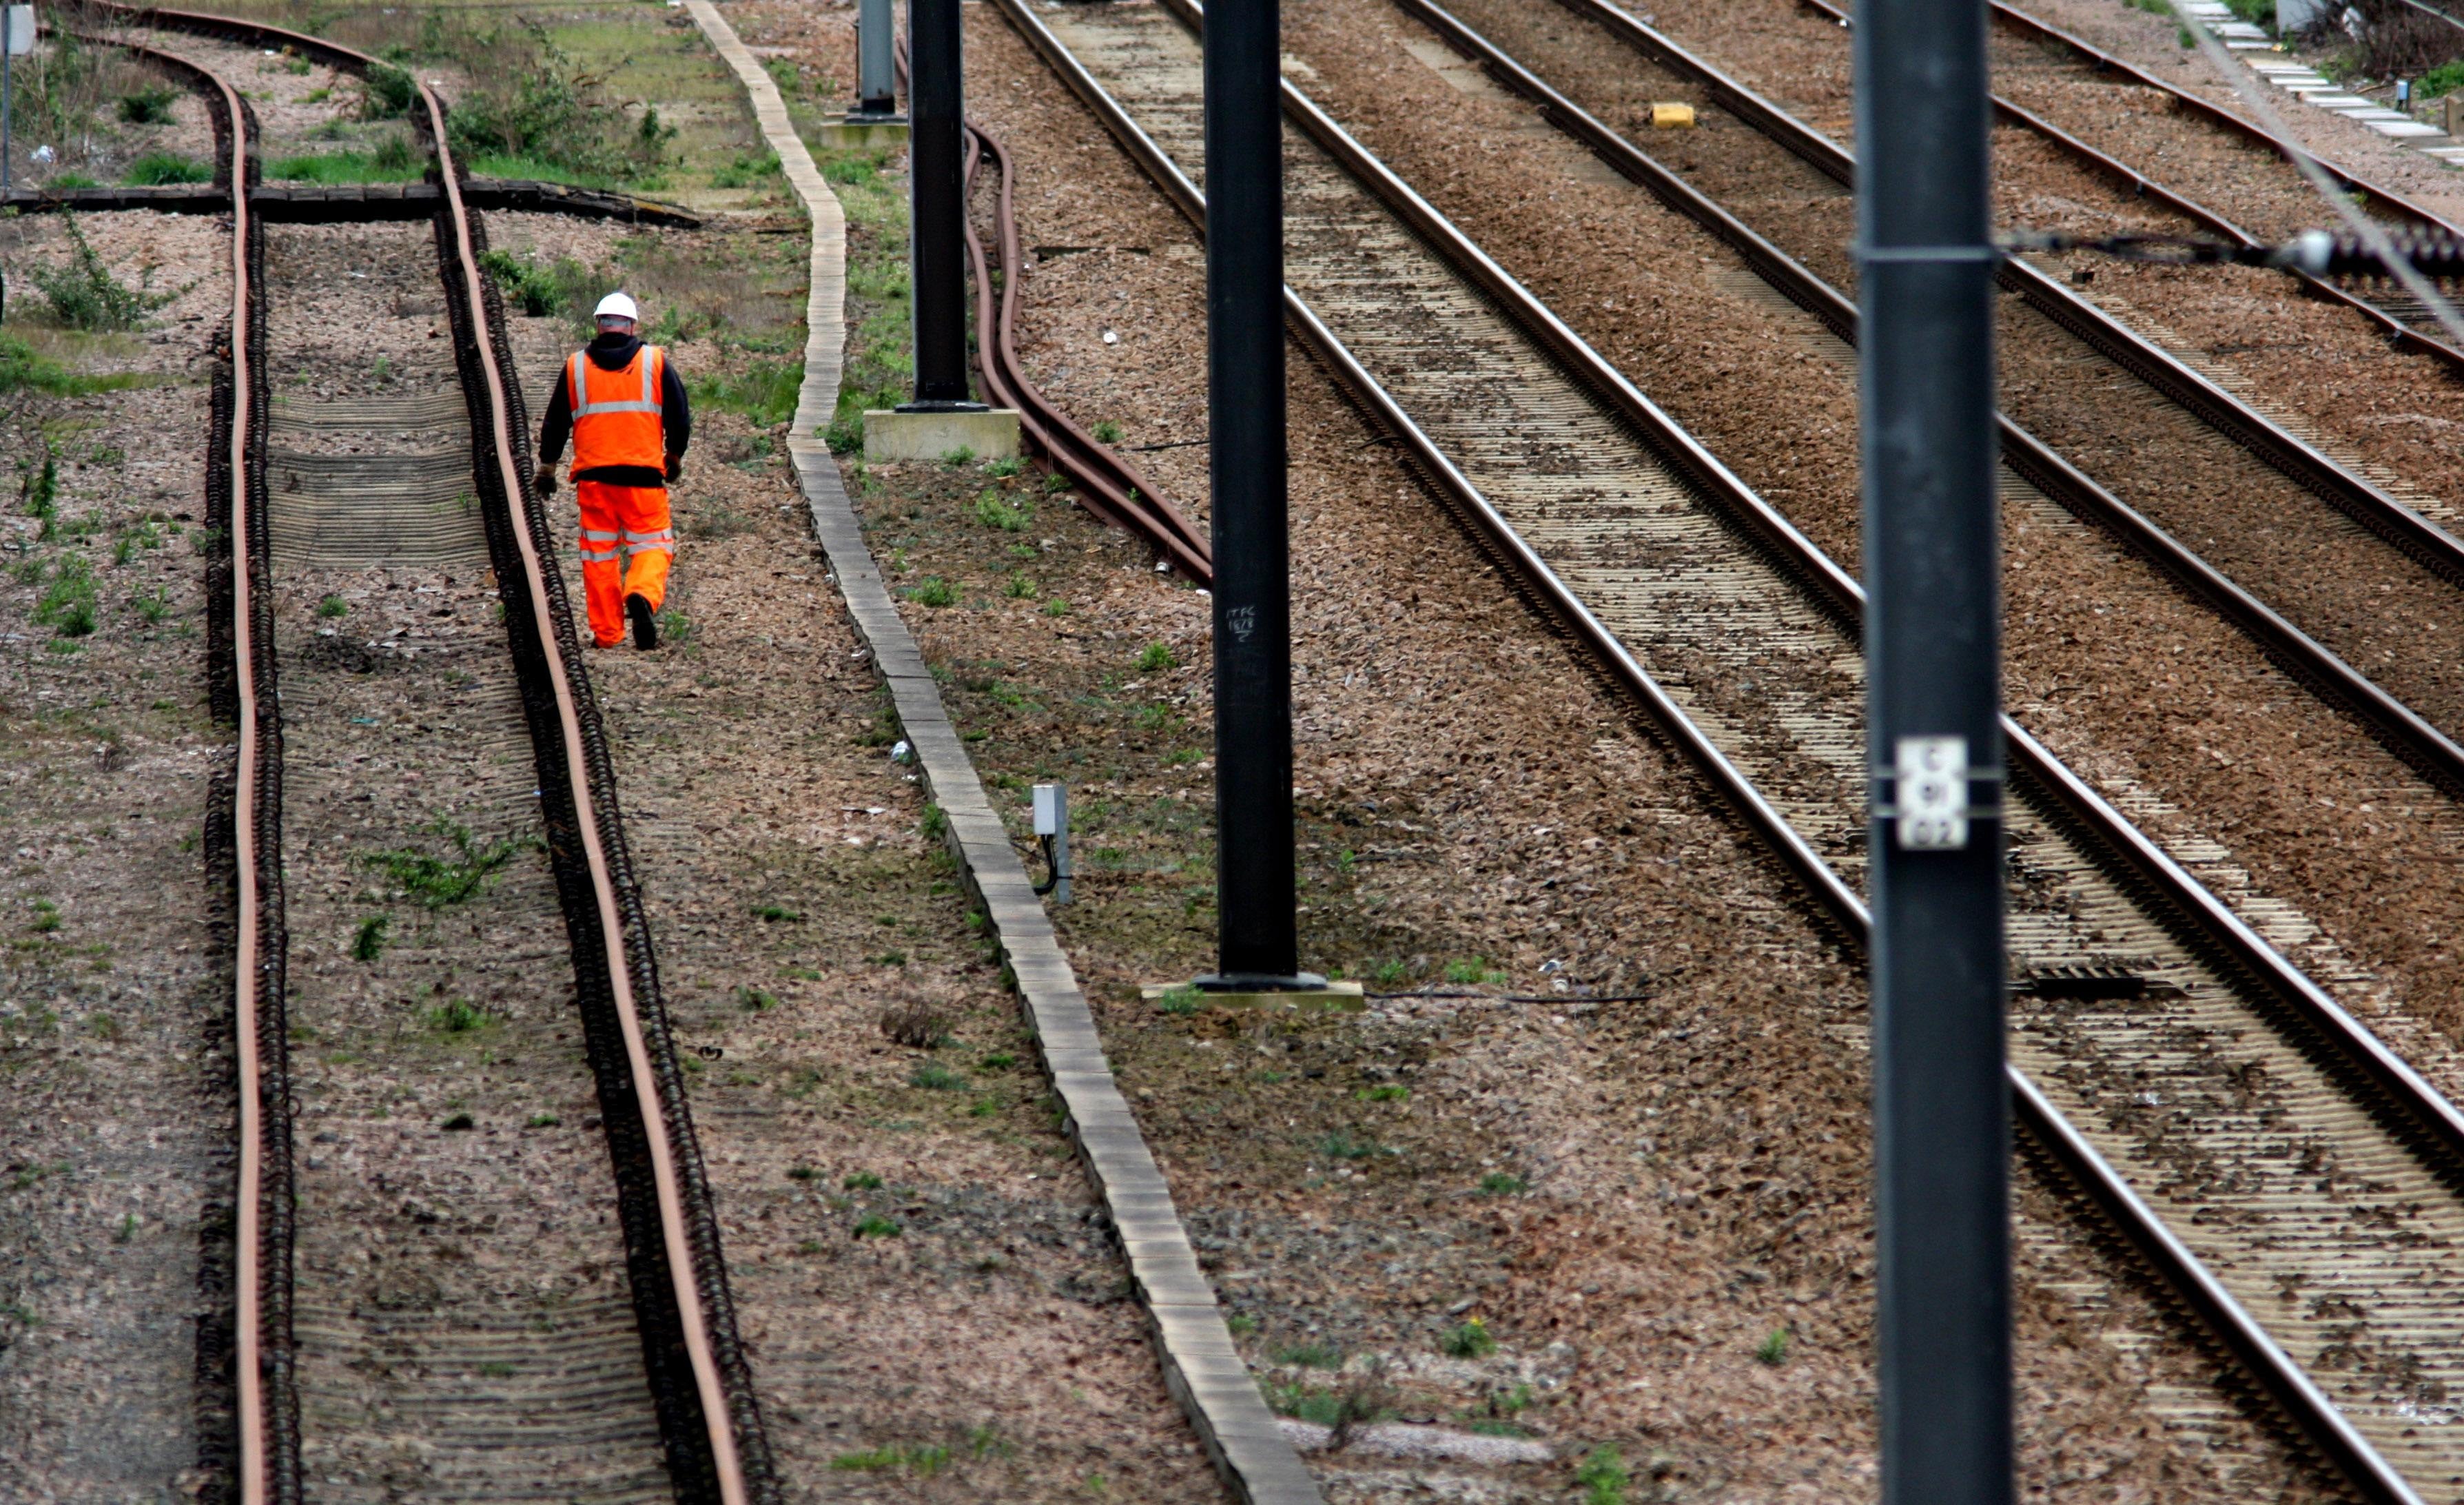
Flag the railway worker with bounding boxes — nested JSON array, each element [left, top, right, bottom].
[[533, 291, 692, 651]]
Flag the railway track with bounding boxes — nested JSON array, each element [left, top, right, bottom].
[[125, 13, 774, 1499], [1405, 0, 2464, 796], [987, 0, 2464, 1493], [1426, 0, 2464, 795]]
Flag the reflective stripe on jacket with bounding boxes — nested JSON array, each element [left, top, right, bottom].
[[566, 345, 666, 475]]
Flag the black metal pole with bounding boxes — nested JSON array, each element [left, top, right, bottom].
[[1856, 0, 2011, 1493], [1200, 0, 1307, 987], [900, 0, 979, 410], [854, 0, 898, 120]]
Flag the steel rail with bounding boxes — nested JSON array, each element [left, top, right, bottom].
[[941, 83, 1212, 577], [990, 0, 2441, 1493], [1553, 0, 2464, 600], [72, 27, 298, 1499], [1393, 0, 2464, 796], [182, 43, 279, 1505], [86, 1, 382, 70], [413, 78, 757, 1505]]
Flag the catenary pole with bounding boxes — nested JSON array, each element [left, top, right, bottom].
[[900, 0, 978, 409], [1855, 0, 2011, 1493], [854, 0, 896, 119], [3, 8, 14, 207], [1200, 0, 1306, 986]]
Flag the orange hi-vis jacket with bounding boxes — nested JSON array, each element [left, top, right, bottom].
[[564, 345, 668, 476]]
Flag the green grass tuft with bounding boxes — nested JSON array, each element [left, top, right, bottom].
[[1441, 1317, 1497, 1358], [1575, 1445, 1631, 1504], [125, 152, 212, 185]]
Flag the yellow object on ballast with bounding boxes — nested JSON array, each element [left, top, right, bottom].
[[1650, 102, 1697, 129]]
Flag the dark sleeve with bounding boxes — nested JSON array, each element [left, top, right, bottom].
[[537, 360, 573, 467], [661, 356, 692, 460]]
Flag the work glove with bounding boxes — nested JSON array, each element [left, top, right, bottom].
[[665, 456, 684, 484], [534, 465, 557, 495]]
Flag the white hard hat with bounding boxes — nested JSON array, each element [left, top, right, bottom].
[[594, 291, 639, 323]]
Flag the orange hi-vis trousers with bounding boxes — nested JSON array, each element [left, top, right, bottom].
[[576, 480, 675, 646]]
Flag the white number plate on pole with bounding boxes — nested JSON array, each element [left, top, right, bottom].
[[5, 7, 33, 57], [1895, 735, 1969, 850]]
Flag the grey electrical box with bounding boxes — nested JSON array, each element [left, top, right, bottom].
[[1032, 782, 1071, 903]]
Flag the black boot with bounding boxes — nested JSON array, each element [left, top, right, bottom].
[[626, 593, 658, 651]]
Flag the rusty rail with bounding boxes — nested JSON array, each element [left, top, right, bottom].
[[893, 36, 1210, 577]]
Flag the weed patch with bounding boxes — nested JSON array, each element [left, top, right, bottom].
[[444, 19, 674, 187], [691, 362, 800, 427], [0, 335, 141, 398], [711, 151, 780, 187], [879, 999, 952, 1048], [427, 998, 490, 1034], [972, 487, 1031, 532], [35, 557, 98, 638], [830, 1443, 946, 1475], [1318, 1128, 1385, 1160], [1441, 1317, 1497, 1358], [266, 139, 423, 184], [117, 85, 178, 124], [351, 914, 390, 962], [477, 249, 606, 325], [364, 821, 534, 908], [32, 213, 170, 330], [1575, 1445, 1631, 1504]]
